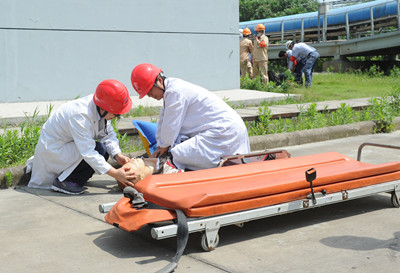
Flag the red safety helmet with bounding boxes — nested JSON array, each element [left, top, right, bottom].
[[93, 79, 133, 114], [131, 63, 162, 99]]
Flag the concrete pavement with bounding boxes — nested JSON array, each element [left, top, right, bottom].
[[2, 131, 400, 273]]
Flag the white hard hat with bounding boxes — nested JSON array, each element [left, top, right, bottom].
[[285, 40, 293, 49], [239, 28, 243, 34]]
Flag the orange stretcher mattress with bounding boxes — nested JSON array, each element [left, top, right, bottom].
[[106, 152, 400, 231]]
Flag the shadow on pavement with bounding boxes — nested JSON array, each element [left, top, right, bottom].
[[88, 225, 179, 266], [320, 231, 400, 251]]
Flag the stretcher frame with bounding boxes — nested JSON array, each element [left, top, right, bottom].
[[100, 143, 400, 252], [151, 180, 400, 250]]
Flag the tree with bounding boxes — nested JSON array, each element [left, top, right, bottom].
[[240, 0, 319, 22]]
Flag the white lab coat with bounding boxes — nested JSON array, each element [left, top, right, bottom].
[[156, 78, 250, 170], [26, 95, 121, 189]]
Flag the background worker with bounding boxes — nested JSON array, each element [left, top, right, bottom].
[[131, 63, 250, 171], [278, 50, 305, 85], [286, 40, 319, 87], [26, 79, 136, 194], [252, 23, 269, 83], [240, 27, 253, 78]]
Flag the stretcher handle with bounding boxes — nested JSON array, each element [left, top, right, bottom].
[[357, 143, 400, 161], [305, 168, 317, 205]]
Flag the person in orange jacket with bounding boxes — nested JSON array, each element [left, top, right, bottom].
[[252, 24, 269, 83]]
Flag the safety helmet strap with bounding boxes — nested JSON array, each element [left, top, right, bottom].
[[153, 72, 166, 92]]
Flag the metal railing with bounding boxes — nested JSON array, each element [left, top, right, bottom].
[[260, 0, 400, 43]]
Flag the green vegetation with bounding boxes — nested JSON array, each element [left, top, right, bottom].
[[242, 66, 400, 137], [0, 109, 46, 168], [240, 0, 318, 22], [5, 172, 14, 187], [126, 105, 160, 118], [110, 118, 144, 154], [241, 66, 400, 102], [294, 72, 400, 102], [247, 88, 400, 136]]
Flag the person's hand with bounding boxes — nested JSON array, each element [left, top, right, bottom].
[[150, 146, 170, 158], [114, 153, 130, 166], [107, 166, 138, 187]]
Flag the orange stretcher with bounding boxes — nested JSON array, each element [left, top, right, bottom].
[[100, 143, 400, 273]]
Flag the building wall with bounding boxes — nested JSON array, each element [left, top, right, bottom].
[[0, 0, 239, 102]]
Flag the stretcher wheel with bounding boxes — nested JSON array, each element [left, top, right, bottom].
[[201, 233, 219, 252], [391, 192, 400, 208]]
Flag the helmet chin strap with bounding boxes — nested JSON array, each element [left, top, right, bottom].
[[154, 72, 166, 92], [97, 106, 108, 118], [96, 106, 109, 135]]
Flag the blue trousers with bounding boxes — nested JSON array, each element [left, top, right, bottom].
[[294, 57, 306, 85], [303, 51, 319, 87], [66, 142, 109, 186]]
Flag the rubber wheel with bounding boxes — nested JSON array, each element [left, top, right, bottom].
[[201, 233, 219, 252], [391, 192, 400, 208]]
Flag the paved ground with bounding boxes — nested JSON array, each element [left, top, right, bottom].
[[2, 131, 400, 273]]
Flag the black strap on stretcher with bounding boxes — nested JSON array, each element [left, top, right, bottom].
[[155, 209, 188, 273], [306, 168, 317, 205], [123, 187, 189, 273]]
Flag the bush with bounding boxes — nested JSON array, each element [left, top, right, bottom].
[[0, 122, 41, 168]]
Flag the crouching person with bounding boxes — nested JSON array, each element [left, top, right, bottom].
[[26, 79, 137, 195], [130, 63, 250, 171]]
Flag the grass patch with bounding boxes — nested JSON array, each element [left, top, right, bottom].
[[126, 105, 161, 118], [241, 67, 400, 103], [296, 73, 400, 101]]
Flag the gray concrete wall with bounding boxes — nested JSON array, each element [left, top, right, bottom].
[[0, 0, 239, 103]]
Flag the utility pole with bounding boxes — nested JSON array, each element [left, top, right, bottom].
[[318, 1, 330, 42]]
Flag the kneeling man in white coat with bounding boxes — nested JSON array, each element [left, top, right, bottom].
[[130, 63, 250, 171], [26, 79, 137, 194]]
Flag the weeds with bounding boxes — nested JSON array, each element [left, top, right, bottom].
[[240, 73, 295, 95], [247, 87, 400, 137], [111, 119, 144, 153], [5, 172, 13, 187], [0, 108, 44, 168], [129, 105, 160, 117], [369, 97, 395, 133], [328, 103, 354, 125]]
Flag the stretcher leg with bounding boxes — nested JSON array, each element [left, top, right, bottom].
[[201, 220, 221, 251], [391, 184, 400, 207]]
